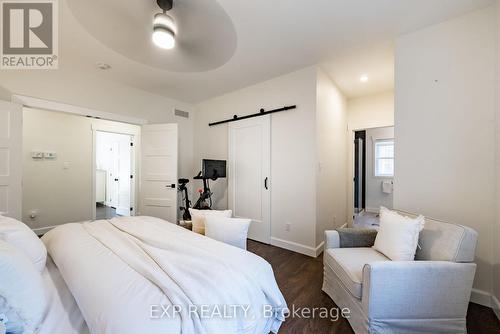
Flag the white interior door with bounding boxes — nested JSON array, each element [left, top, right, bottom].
[[116, 134, 131, 216], [0, 101, 22, 220], [140, 124, 178, 223], [109, 141, 119, 207], [228, 115, 271, 244]]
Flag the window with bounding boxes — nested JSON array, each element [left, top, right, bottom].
[[374, 139, 394, 177]]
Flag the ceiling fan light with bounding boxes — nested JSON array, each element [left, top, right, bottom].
[[153, 13, 176, 49], [153, 28, 175, 49]]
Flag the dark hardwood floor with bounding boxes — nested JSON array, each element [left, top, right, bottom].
[[247, 240, 500, 334]]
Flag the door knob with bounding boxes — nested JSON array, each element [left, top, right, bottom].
[[114, 178, 119, 181], [167, 184, 176, 188]]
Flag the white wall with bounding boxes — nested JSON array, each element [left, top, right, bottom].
[[1, 72, 194, 191], [346, 91, 394, 222], [494, 0, 500, 317], [194, 66, 335, 254], [315, 68, 348, 247], [365, 126, 394, 212], [0, 85, 11, 102], [395, 7, 495, 295], [95, 131, 131, 206], [347, 91, 394, 130], [22, 108, 140, 230]]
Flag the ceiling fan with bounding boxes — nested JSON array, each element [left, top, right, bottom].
[[153, 0, 177, 49], [65, 0, 237, 72]]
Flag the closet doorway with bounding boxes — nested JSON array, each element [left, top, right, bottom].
[[228, 115, 271, 244], [95, 131, 134, 219]]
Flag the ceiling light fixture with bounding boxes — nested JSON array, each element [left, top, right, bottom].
[[360, 74, 369, 83], [96, 62, 111, 70], [153, 0, 176, 49]]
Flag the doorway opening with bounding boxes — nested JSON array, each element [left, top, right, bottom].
[[95, 131, 134, 219], [351, 126, 394, 228]]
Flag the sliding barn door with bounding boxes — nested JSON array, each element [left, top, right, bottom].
[[0, 101, 22, 220], [228, 116, 271, 244], [140, 124, 178, 223]]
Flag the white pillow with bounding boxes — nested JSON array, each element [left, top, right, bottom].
[[0, 240, 48, 334], [205, 217, 251, 250], [0, 215, 47, 272], [373, 207, 425, 261], [188, 209, 232, 235]]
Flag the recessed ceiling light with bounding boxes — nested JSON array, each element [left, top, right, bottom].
[[96, 62, 111, 70], [360, 75, 369, 82]]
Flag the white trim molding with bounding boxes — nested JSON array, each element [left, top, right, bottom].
[[470, 288, 492, 307], [493, 294, 500, 321], [12, 94, 148, 125], [271, 237, 324, 257], [470, 288, 500, 320]]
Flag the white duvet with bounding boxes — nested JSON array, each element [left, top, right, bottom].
[[42, 216, 287, 334]]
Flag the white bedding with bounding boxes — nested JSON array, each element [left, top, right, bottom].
[[42, 216, 287, 334], [39, 256, 89, 334]]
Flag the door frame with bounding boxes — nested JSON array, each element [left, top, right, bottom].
[[228, 115, 271, 244], [347, 123, 393, 226], [91, 124, 140, 220]]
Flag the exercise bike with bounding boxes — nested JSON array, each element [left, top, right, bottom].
[[178, 178, 192, 221], [178, 159, 227, 218]]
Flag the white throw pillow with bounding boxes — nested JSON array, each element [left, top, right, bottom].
[[0, 240, 48, 334], [0, 215, 47, 272], [188, 209, 232, 235], [373, 207, 425, 261], [205, 217, 251, 250]]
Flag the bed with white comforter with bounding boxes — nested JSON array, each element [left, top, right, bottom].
[[41, 216, 287, 334]]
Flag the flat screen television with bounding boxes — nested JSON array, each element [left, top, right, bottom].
[[202, 159, 226, 179]]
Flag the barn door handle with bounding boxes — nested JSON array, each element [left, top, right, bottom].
[[264, 177, 268, 190]]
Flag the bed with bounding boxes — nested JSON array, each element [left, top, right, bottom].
[[0, 215, 287, 334]]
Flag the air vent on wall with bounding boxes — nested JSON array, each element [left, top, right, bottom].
[[174, 109, 189, 118]]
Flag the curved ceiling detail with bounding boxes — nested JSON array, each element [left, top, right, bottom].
[[66, 0, 237, 72]]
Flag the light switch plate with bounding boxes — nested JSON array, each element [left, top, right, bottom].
[[31, 151, 44, 159], [44, 152, 57, 159]]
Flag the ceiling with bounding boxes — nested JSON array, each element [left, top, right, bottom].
[[3, 0, 494, 103]]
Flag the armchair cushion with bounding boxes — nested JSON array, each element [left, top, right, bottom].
[[324, 248, 389, 299]]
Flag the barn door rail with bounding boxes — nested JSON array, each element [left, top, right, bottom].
[[208, 105, 296, 126]]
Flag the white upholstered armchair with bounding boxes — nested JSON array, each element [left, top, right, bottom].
[[322, 211, 478, 334]]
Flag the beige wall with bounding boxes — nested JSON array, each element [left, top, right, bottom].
[[22, 108, 140, 230], [315, 68, 348, 247], [395, 7, 495, 295]]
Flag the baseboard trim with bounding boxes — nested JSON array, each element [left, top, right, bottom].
[[32, 225, 58, 236], [470, 288, 492, 307], [492, 295, 500, 321], [270, 237, 319, 257], [315, 241, 325, 257], [364, 207, 380, 214]]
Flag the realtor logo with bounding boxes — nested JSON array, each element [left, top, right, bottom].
[[1, 0, 58, 69]]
